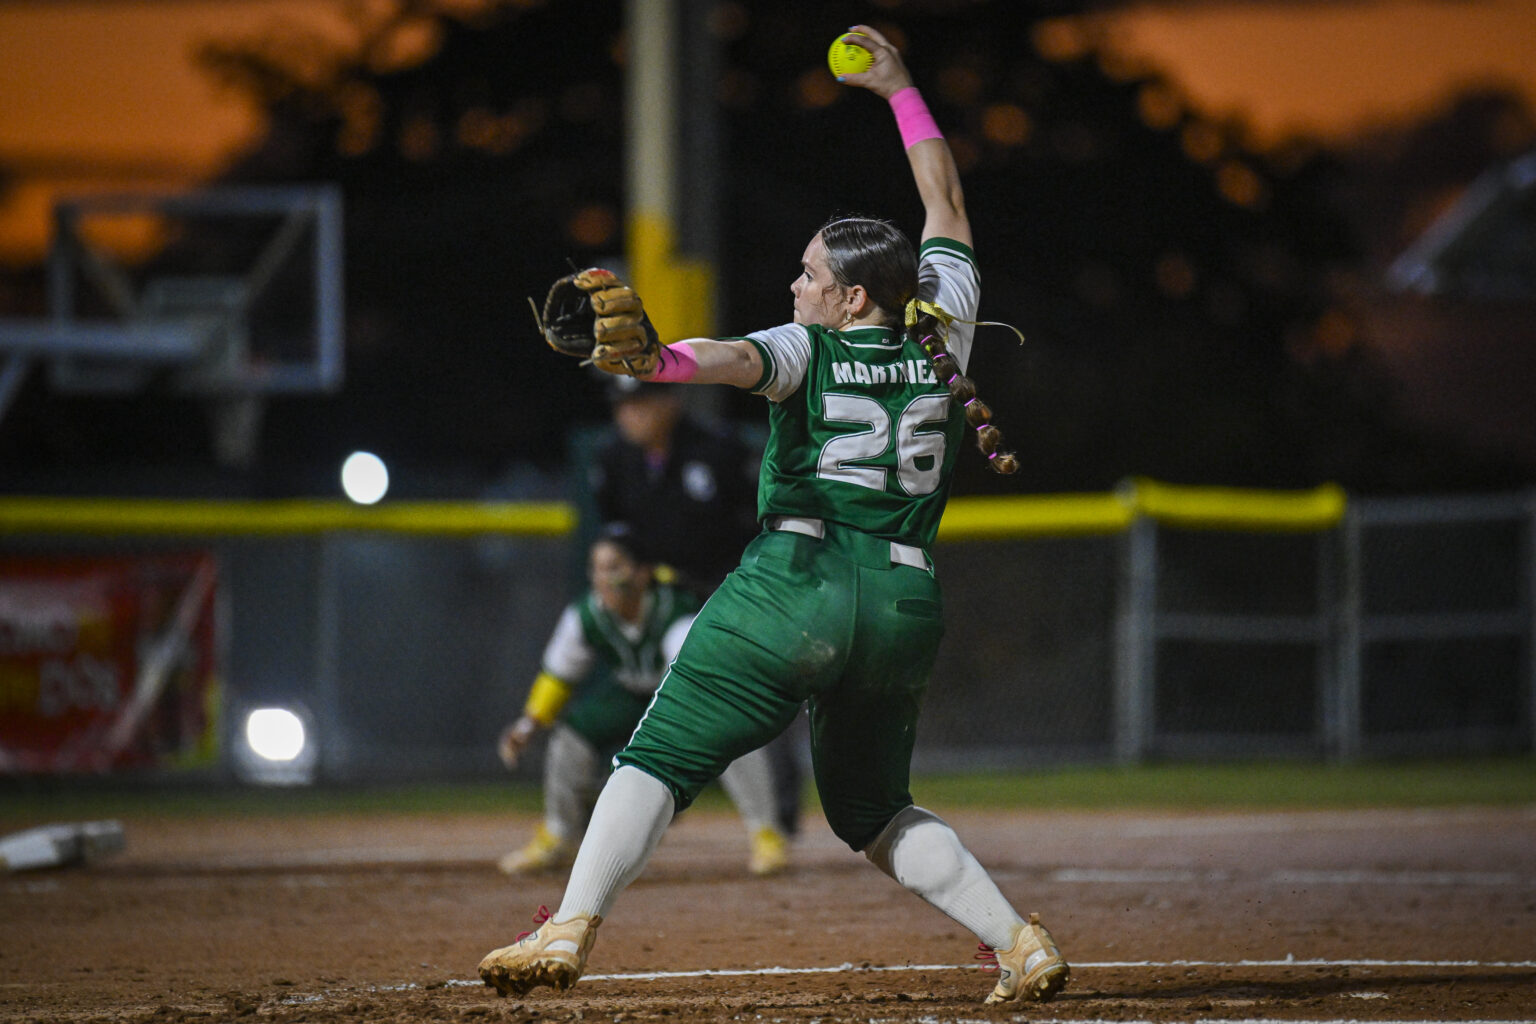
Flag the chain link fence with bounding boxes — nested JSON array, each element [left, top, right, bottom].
[[1, 487, 1530, 781]]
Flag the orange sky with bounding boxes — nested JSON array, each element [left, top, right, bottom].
[[1, 0, 1535, 264], [1100, 0, 1536, 146], [0, 0, 362, 264]]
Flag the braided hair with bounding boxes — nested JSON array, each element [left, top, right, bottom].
[[819, 216, 1019, 475], [905, 303, 1019, 474]]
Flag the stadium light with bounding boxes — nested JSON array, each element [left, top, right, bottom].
[[340, 450, 389, 504], [233, 704, 318, 785], [246, 707, 305, 761]]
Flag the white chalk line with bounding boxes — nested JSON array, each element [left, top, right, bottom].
[[581, 956, 1536, 980], [429, 956, 1536, 988], [1049, 868, 1530, 887]]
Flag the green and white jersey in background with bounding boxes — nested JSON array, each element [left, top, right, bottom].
[[743, 237, 981, 549], [541, 585, 699, 697]]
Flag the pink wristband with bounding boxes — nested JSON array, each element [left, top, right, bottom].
[[890, 87, 942, 149], [647, 342, 698, 383]]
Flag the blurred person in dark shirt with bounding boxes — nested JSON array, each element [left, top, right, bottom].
[[590, 376, 759, 596]]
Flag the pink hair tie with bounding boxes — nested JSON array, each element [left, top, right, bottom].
[[889, 87, 942, 150]]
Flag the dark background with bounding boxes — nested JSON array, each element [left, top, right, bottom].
[[1, 0, 1532, 501]]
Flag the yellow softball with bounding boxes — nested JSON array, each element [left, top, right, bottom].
[[827, 32, 874, 78]]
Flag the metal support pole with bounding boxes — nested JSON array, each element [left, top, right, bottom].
[[1333, 503, 1364, 761], [313, 534, 343, 782], [625, 0, 716, 343], [1114, 514, 1157, 763], [1527, 490, 1536, 753], [1314, 522, 1340, 759], [0, 357, 28, 427]]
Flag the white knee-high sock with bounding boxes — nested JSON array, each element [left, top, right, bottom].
[[864, 806, 1024, 950], [555, 765, 674, 921]]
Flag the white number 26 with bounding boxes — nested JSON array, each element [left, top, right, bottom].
[[817, 393, 950, 496]]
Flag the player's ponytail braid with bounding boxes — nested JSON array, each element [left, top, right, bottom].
[[904, 299, 1021, 475]]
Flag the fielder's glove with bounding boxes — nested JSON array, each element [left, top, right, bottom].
[[532, 268, 662, 377]]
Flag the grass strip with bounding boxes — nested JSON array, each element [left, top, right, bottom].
[[1, 756, 1531, 827]]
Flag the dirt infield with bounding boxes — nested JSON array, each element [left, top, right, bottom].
[[3, 803, 1533, 1023]]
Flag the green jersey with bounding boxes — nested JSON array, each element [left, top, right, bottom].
[[743, 237, 981, 549], [541, 584, 701, 697]]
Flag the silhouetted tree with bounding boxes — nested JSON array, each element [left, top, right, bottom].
[[7, 0, 1524, 495]]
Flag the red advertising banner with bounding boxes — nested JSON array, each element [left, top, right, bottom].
[[0, 553, 219, 774]]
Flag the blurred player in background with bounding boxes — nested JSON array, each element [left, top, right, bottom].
[[481, 24, 1067, 1007], [496, 523, 789, 877], [591, 376, 757, 596], [590, 376, 806, 838]]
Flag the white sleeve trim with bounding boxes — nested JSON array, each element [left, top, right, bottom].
[[540, 605, 595, 683], [918, 243, 982, 375], [746, 323, 812, 402]]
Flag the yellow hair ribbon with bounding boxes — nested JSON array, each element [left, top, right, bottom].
[[903, 298, 1025, 345]]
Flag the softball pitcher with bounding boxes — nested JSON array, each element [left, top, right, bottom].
[[482, 24, 1068, 1006], [497, 524, 789, 878]]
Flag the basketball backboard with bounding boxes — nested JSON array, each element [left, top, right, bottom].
[[0, 185, 344, 467], [41, 185, 343, 393]]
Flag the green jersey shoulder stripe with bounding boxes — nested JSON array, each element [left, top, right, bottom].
[[921, 236, 977, 269]]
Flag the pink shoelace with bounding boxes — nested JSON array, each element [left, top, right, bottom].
[[975, 942, 1000, 972], [515, 905, 552, 942]]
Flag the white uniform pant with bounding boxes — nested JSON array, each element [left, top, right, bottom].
[[543, 722, 780, 841]]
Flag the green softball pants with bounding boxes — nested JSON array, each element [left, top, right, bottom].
[[615, 523, 945, 851]]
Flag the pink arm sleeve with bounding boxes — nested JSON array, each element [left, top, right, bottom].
[[647, 342, 699, 383], [889, 87, 942, 149]]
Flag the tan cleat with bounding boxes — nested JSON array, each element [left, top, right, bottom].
[[497, 824, 577, 876], [982, 912, 1070, 1004], [748, 825, 789, 877], [478, 907, 602, 997]]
